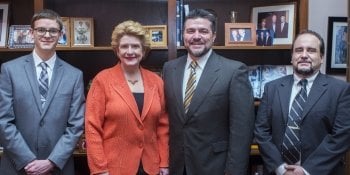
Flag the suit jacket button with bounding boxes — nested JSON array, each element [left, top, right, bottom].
[[39, 121, 44, 126], [139, 142, 143, 148], [139, 124, 144, 130]]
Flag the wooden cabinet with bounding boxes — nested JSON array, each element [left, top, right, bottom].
[[0, 0, 310, 174]]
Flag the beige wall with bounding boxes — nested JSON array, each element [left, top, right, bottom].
[[309, 0, 348, 80]]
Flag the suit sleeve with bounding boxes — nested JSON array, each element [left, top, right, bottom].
[[254, 83, 285, 173], [48, 71, 85, 169], [303, 84, 350, 174], [0, 63, 36, 170], [225, 64, 255, 175], [85, 76, 109, 174]]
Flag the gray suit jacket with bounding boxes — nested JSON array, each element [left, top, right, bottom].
[[163, 52, 255, 175], [255, 73, 350, 175], [0, 54, 85, 175]]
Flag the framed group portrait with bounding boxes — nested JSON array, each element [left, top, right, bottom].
[[251, 2, 296, 45], [8, 25, 34, 48], [70, 17, 94, 47], [326, 17, 348, 74], [144, 25, 167, 47], [57, 17, 71, 47], [0, 3, 9, 47], [225, 23, 256, 46]]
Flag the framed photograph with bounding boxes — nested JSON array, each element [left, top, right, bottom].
[[256, 29, 274, 46], [8, 25, 34, 49], [70, 17, 94, 47], [144, 25, 167, 47], [326, 17, 348, 74], [0, 3, 9, 47], [225, 23, 256, 46], [251, 2, 296, 45], [57, 17, 70, 47]]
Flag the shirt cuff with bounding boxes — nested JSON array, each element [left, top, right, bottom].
[[275, 163, 287, 175]]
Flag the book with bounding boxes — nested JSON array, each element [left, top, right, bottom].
[[248, 65, 293, 99]]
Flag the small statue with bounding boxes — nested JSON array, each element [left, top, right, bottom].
[[230, 11, 238, 23]]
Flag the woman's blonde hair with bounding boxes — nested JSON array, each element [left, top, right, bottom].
[[111, 20, 150, 57]]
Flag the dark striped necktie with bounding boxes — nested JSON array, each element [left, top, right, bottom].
[[282, 79, 308, 164], [38, 62, 49, 107]]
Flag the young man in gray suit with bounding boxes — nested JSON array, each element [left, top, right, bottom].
[[255, 30, 350, 175], [0, 9, 85, 175], [163, 9, 255, 175]]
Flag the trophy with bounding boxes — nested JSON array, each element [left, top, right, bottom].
[[230, 10, 238, 23]]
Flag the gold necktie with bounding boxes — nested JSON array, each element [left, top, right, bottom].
[[184, 61, 198, 113]]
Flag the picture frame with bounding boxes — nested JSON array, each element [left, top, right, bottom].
[[70, 17, 94, 47], [251, 2, 296, 45], [57, 17, 70, 47], [0, 3, 9, 47], [225, 23, 257, 46], [7, 25, 34, 49], [326, 17, 348, 74], [143, 25, 167, 47]]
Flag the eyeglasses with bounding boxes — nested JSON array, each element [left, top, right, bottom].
[[34, 27, 61, 36]]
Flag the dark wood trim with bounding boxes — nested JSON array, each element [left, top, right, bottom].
[[168, 0, 177, 60], [298, 0, 309, 31], [34, 0, 43, 13]]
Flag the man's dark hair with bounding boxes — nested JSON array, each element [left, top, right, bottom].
[[185, 8, 217, 33], [31, 9, 63, 31], [292, 29, 325, 56]]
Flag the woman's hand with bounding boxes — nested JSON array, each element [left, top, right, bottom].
[[159, 167, 169, 175]]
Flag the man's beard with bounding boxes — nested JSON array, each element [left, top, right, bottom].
[[295, 66, 315, 76], [187, 43, 212, 58]]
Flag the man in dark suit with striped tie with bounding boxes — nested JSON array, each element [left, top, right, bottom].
[[254, 30, 350, 175]]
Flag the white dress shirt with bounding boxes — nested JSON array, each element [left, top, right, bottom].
[[182, 49, 211, 102], [33, 50, 56, 86]]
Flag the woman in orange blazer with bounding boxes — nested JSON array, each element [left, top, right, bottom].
[[85, 20, 169, 175]]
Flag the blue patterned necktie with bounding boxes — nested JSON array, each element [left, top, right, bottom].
[[282, 79, 308, 164], [38, 62, 49, 107]]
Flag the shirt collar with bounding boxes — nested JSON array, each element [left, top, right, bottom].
[[33, 50, 56, 70], [186, 49, 212, 70], [293, 71, 319, 85]]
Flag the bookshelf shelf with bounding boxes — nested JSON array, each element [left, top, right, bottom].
[[0, 46, 168, 52], [176, 45, 291, 50]]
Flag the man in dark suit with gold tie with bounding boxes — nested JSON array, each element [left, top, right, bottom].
[[255, 30, 350, 175], [163, 9, 255, 175]]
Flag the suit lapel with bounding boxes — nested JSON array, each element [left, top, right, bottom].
[[301, 74, 327, 121], [23, 55, 42, 113], [186, 53, 219, 117], [41, 58, 64, 116], [171, 57, 187, 123], [277, 76, 293, 123], [140, 68, 156, 121], [110, 64, 141, 120]]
